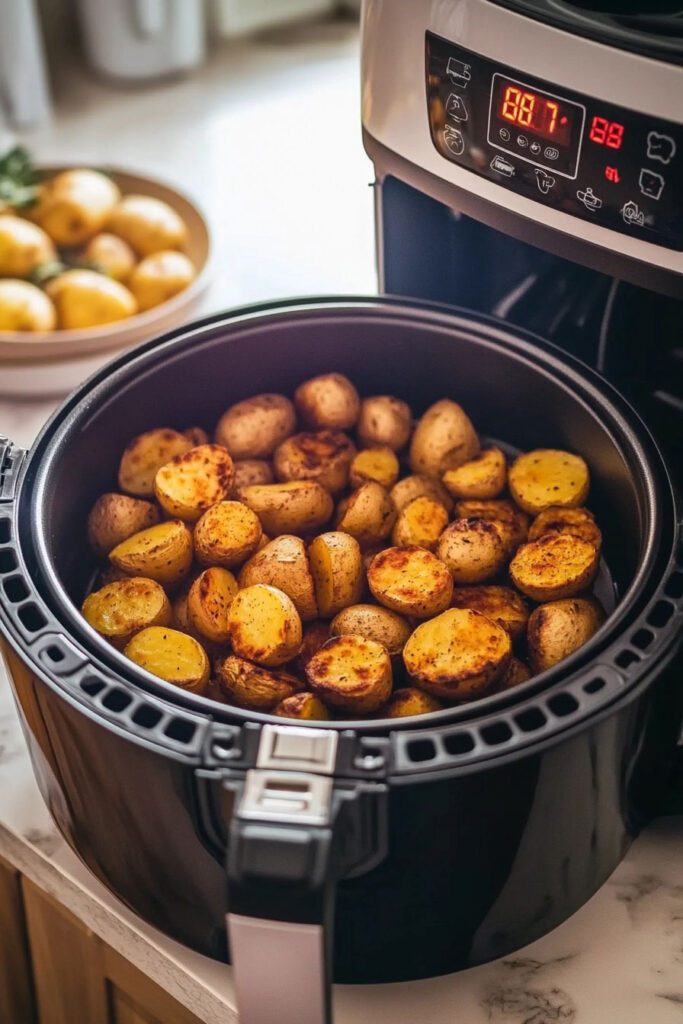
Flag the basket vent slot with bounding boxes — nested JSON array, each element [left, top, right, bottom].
[[101, 688, 133, 713], [406, 738, 438, 763], [631, 628, 654, 651], [665, 571, 683, 600], [0, 519, 10, 544], [80, 677, 106, 698], [515, 707, 547, 733], [0, 549, 16, 574], [443, 731, 475, 755], [3, 575, 28, 603], [583, 677, 606, 694], [44, 644, 65, 664], [547, 692, 579, 717], [17, 603, 47, 633], [165, 719, 196, 745], [480, 721, 513, 746], [647, 600, 674, 628], [615, 649, 640, 670], [131, 705, 163, 729]]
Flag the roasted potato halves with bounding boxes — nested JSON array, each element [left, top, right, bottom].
[[124, 627, 209, 694], [239, 534, 318, 622], [391, 495, 449, 551], [337, 482, 396, 548], [274, 430, 355, 494], [238, 481, 333, 536], [450, 585, 529, 642], [528, 506, 602, 550], [227, 584, 302, 666], [382, 687, 443, 718], [357, 395, 412, 451], [215, 394, 296, 460], [409, 399, 480, 478], [194, 500, 262, 567], [187, 567, 239, 644], [216, 654, 303, 711], [306, 635, 392, 714], [527, 597, 605, 673], [330, 603, 411, 657], [294, 373, 360, 430], [510, 533, 599, 602], [508, 449, 590, 514], [455, 499, 529, 555], [368, 545, 453, 618], [87, 493, 160, 558], [437, 518, 507, 584], [273, 692, 331, 721], [109, 520, 193, 588], [154, 444, 234, 521], [118, 428, 192, 497], [390, 474, 454, 514], [442, 447, 506, 500], [232, 460, 274, 491], [82, 577, 172, 646], [308, 532, 364, 618], [349, 446, 400, 490]]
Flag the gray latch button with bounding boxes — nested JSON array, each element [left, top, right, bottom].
[[256, 724, 338, 774], [240, 770, 333, 826]]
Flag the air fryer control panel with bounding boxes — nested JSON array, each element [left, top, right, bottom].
[[426, 33, 683, 251]]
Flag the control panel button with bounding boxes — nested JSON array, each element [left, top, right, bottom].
[[516, 134, 528, 148], [576, 187, 603, 211], [639, 168, 665, 200], [530, 141, 541, 155], [447, 57, 471, 88], [443, 126, 465, 156], [646, 131, 676, 165], [621, 200, 645, 227], [490, 154, 515, 177], [499, 128, 510, 142], [535, 168, 555, 194], [446, 93, 468, 123], [544, 146, 559, 161]]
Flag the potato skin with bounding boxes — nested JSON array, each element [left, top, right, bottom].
[[184, 426, 210, 447], [232, 460, 274, 491], [528, 505, 602, 550], [238, 481, 333, 536], [349, 446, 400, 490], [84, 232, 135, 282], [306, 635, 392, 714], [368, 545, 453, 618], [216, 654, 303, 711], [308, 532, 364, 618], [294, 620, 331, 675], [32, 169, 120, 246], [87, 493, 160, 557], [118, 428, 192, 496], [272, 692, 331, 720], [215, 394, 296, 460], [46, 269, 137, 329], [381, 687, 443, 718], [357, 396, 412, 451], [82, 577, 172, 646], [294, 373, 360, 430], [391, 495, 449, 552], [455, 498, 529, 555], [194, 500, 262, 567], [239, 535, 318, 621], [527, 597, 605, 673], [187, 567, 239, 644], [0, 214, 55, 277], [497, 656, 532, 690], [154, 444, 234, 522], [391, 474, 454, 514], [330, 603, 411, 657], [129, 250, 195, 311], [337, 482, 397, 548], [124, 626, 209, 694], [409, 399, 480, 478], [109, 520, 193, 587], [227, 584, 302, 666], [442, 447, 506, 500], [450, 585, 529, 642], [508, 449, 590, 514], [510, 532, 600, 602], [436, 518, 507, 584], [0, 279, 56, 331], [274, 430, 355, 494], [107, 194, 187, 256]]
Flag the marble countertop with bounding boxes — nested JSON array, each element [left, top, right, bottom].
[[1, 17, 682, 1024]]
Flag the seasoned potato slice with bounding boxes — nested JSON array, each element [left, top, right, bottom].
[[409, 399, 480, 478], [455, 499, 529, 555], [294, 373, 360, 430], [274, 430, 355, 493], [528, 505, 602, 549], [392, 495, 449, 551], [382, 687, 443, 718], [337, 482, 397, 547], [508, 449, 590, 514], [215, 394, 296, 460], [357, 395, 412, 451], [527, 597, 605, 673], [118, 428, 192, 496], [194, 500, 262, 567], [227, 584, 302, 666], [154, 444, 234, 522], [295, 620, 331, 674], [442, 447, 506, 500], [391, 474, 454, 514], [124, 627, 209, 694], [239, 535, 318, 621], [498, 656, 532, 690], [437, 518, 507, 584], [232, 460, 274, 491], [308, 532, 364, 618], [87, 493, 160, 558], [403, 608, 511, 701], [187, 567, 239, 643], [184, 426, 209, 447], [109, 520, 193, 587], [450, 585, 529, 642], [273, 692, 331, 721], [510, 533, 600, 601], [330, 603, 411, 657], [306, 636, 392, 713], [237, 481, 333, 536], [216, 654, 303, 711], [368, 545, 453, 618], [82, 577, 172, 646], [349, 446, 400, 489]]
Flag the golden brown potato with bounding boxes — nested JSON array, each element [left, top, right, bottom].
[[357, 395, 412, 451], [84, 232, 135, 282], [330, 604, 411, 657], [46, 269, 137, 329], [368, 545, 453, 618], [449, 585, 529, 642], [87, 493, 161, 557], [232, 460, 274, 491], [294, 620, 331, 675], [528, 506, 602, 550], [409, 399, 480, 478], [0, 214, 55, 276], [184, 426, 210, 447], [154, 444, 234, 522], [337, 482, 397, 548], [129, 250, 195, 312], [497, 656, 532, 690], [193, 500, 262, 567], [349, 446, 400, 490], [508, 449, 590, 514], [306, 635, 392, 714], [0, 279, 56, 331], [510, 533, 600, 602], [237, 481, 333, 536], [124, 626, 209, 694], [239, 535, 318, 621], [455, 498, 529, 555], [82, 577, 172, 646], [227, 584, 302, 666], [294, 373, 360, 430], [31, 169, 120, 246], [118, 427, 192, 496], [381, 687, 443, 718], [403, 608, 511, 701], [308, 532, 364, 618], [436, 518, 507, 584], [527, 597, 605, 673], [109, 519, 193, 587], [274, 430, 355, 494], [391, 495, 449, 551], [187, 567, 239, 643], [215, 394, 296, 460], [273, 692, 331, 721], [442, 447, 506, 500], [390, 474, 454, 514], [216, 654, 303, 711], [108, 194, 187, 256]]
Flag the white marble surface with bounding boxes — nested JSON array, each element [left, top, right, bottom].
[[1, 17, 682, 1024]]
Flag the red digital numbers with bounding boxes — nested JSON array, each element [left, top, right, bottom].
[[589, 116, 624, 149], [501, 85, 560, 136]]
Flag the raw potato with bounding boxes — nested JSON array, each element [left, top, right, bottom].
[[450, 585, 529, 642], [46, 269, 137, 329], [442, 447, 506, 500], [216, 654, 302, 711], [455, 499, 529, 554], [498, 656, 532, 690], [215, 394, 296, 460], [31, 168, 120, 246], [308, 532, 364, 618], [391, 474, 454, 514], [187, 567, 239, 643], [508, 448, 590, 514], [528, 505, 602, 550], [337, 482, 397, 547], [527, 597, 605, 673], [239, 535, 318, 621], [238, 481, 333, 536], [194, 500, 262, 567], [154, 443, 234, 521], [510, 532, 600, 602], [357, 395, 412, 451], [349, 446, 400, 489], [392, 495, 449, 551], [0, 279, 56, 331], [87, 492, 161, 557], [330, 604, 411, 657], [129, 250, 196, 311], [0, 214, 55, 276], [437, 518, 507, 584], [294, 373, 360, 430], [273, 692, 331, 721], [306, 635, 392, 714], [184, 426, 209, 447], [84, 232, 135, 282], [81, 577, 172, 646], [109, 519, 193, 587], [124, 626, 209, 693], [118, 428, 192, 496], [382, 687, 443, 718], [368, 545, 453, 618], [227, 584, 302, 666], [295, 620, 331, 674], [403, 608, 511, 701], [232, 460, 274, 490], [274, 430, 355, 493], [108, 194, 187, 256], [409, 399, 480, 478]]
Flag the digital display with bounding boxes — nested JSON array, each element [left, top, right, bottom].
[[588, 116, 625, 150], [497, 80, 573, 146]]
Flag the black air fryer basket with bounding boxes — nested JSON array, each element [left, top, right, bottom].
[[0, 298, 681, 1024]]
